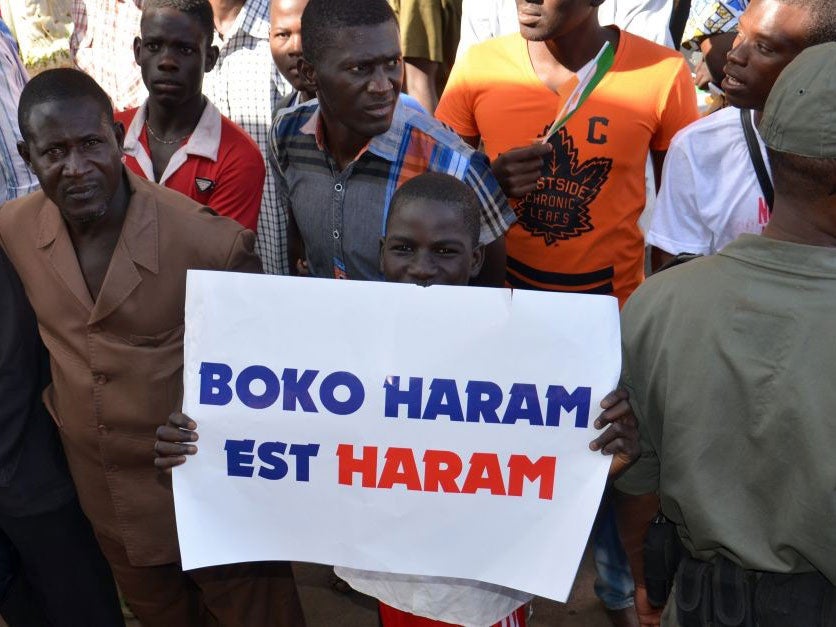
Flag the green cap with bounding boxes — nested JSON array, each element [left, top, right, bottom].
[[759, 42, 836, 159]]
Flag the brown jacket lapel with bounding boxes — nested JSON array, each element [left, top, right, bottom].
[[36, 201, 95, 312], [89, 172, 160, 325]]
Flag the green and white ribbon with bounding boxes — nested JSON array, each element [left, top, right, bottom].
[[544, 41, 615, 141]]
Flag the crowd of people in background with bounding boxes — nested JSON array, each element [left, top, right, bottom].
[[0, 0, 834, 626]]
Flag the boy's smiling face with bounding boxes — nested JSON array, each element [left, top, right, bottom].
[[380, 198, 484, 287]]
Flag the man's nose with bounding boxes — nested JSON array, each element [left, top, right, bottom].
[[158, 46, 179, 70], [368, 65, 391, 93], [408, 252, 437, 285], [726, 34, 747, 65], [64, 149, 91, 176], [289, 33, 302, 56]]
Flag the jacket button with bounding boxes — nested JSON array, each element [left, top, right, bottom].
[[95, 374, 108, 385]]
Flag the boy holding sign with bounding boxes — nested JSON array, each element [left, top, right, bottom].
[[337, 174, 527, 626], [156, 172, 639, 626]]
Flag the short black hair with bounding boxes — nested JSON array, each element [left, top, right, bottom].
[[18, 68, 113, 142], [387, 172, 482, 247], [767, 147, 836, 199], [143, 0, 215, 45], [301, 0, 397, 65], [776, 0, 836, 45]]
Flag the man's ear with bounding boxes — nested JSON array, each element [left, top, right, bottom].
[[298, 57, 317, 93], [113, 121, 126, 150], [378, 236, 386, 274], [16, 141, 30, 167], [133, 36, 142, 65], [205, 44, 220, 73], [470, 244, 485, 279]]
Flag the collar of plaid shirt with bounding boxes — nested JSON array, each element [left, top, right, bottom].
[[300, 98, 458, 165], [222, 0, 270, 42]]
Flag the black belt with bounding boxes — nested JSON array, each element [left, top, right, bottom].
[[675, 555, 836, 627]]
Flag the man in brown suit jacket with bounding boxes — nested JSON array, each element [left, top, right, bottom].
[[0, 68, 306, 626]]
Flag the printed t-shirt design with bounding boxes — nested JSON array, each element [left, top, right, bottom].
[[436, 31, 699, 305]]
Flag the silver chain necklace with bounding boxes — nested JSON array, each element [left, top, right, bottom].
[[145, 121, 190, 145]]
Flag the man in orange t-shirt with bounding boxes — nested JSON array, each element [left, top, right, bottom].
[[436, 0, 698, 307]]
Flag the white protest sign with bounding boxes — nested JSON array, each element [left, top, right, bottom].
[[174, 271, 621, 603]]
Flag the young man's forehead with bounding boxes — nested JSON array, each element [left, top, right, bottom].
[[741, 0, 814, 40], [391, 199, 468, 225], [322, 22, 401, 62], [142, 8, 202, 29]]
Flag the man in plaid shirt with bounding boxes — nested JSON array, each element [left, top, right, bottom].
[[203, 0, 292, 275], [271, 0, 514, 285]]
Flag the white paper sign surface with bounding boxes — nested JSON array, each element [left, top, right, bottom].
[[174, 271, 621, 603]]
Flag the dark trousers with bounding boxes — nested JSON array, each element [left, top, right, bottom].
[[0, 497, 123, 627], [96, 533, 307, 627]]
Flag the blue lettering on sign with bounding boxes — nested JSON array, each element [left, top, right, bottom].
[[200, 362, 592, 427], [383, 376, 423, 419], [198, 362, 365, 413], [383, 375, 592, 428], [465, 381, 503, 423], [281, 369, 319, 412], [224, 439, 321, 480], [502, 383, 543, 426], [200, 362, 233, 405], [236, 365, 280, 409], [545, 385, 591, 427], [319, 371, 365, 415], [423, 379, 464, 422], [224, 438, 256, 477]]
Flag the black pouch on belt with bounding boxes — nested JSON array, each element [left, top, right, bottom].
[[711, 556, 756, 627], [644, 513, 683, 607], [676, 557, 713, 627], [755, 571, 836, 627]]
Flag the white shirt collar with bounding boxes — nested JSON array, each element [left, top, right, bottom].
[[122, 99, 223, 185]]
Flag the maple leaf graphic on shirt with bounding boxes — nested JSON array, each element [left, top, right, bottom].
[[516, 126, 613, 246]]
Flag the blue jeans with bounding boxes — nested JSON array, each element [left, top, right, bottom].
[[593, 498, 635, 611]]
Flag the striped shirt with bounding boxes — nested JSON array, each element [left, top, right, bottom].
[[269, 99, 515, 281], [0, 23, 38, 204], [202, 0, 291, 275]]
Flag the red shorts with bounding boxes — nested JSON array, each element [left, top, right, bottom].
[[379, 601, 527, 627]]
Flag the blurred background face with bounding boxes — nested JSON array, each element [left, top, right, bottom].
[[270, 0, 308, 91], [381, 198, 483, 287]]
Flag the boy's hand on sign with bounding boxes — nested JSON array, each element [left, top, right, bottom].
[[491, 143, 552, 199], [589, 388, 640, 477], [154, 412, 199, 472]]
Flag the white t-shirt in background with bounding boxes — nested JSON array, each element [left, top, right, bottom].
[[647, 107, 771, 256], [457, 0, 674, 59]]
